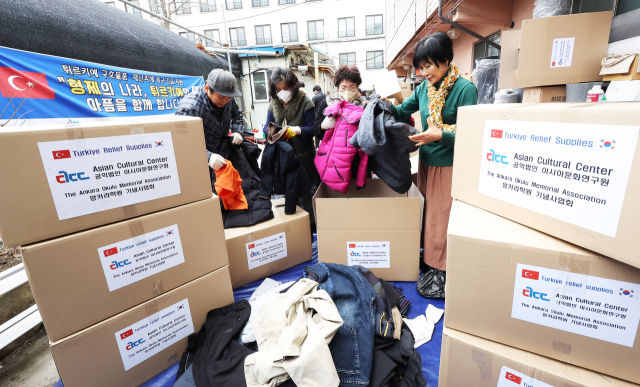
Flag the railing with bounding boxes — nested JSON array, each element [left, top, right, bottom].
[[226, 1, 243, 9], [366, 62, 384, 69], [251, 0, 269, 6], [230, 39, 247, 46], [281, 35, 299, 43], [338, 30, 355, 38], [256, 37, 273, 44], [365, 27, 384, 35], [200, 3, 216, 12], [278, 0, 295, 4], [206, 40, 223, 47], [307, 33, 324, 40]]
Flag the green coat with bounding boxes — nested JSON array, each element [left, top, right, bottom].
[[391, 77, 477, 167]]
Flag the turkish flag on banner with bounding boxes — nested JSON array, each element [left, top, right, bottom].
[[0, 67, 55, 99]]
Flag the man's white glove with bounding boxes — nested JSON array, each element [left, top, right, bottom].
[[208, 153, 227, 170], [231, 132, 243, 145], [288, 126, 302, 135]]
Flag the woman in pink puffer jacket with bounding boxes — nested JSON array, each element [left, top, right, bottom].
[[314, 65, 368, 194]]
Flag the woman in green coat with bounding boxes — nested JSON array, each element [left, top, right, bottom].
[[385, 32, 477, 297]]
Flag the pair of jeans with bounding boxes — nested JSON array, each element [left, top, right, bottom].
[[304, 263, 376, 387]]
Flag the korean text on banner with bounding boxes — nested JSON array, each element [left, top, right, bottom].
[[0, 45, 204, 123], [37, 132, 182, 220], [478, 120, 639, 237], [512, 264, 640, 347], [114, 299, 194, 371]]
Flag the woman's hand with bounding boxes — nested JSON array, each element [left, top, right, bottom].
[[380, 96, 388, 101], [409, 117, 442, 146]]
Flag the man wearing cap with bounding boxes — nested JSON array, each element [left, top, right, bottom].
[[176, 69, 244, 171]]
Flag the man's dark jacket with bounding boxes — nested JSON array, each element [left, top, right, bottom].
[[176, 86, 273, 228], [312, 92, 327, 115]]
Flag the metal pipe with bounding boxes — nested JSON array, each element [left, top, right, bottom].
[[220, 1, 233, 73], [438, 0, 501, 51], [204, 47, 281, 56], [115, 0, 224, 47]]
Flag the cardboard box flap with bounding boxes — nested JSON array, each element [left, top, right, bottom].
[[448, 201, 593, 256], [314, 180, 422, 230], [443, 328, 638, 387], [600, 54, 637, 75], [498, 30, 522, 90]]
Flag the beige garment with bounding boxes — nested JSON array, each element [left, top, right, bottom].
[[417, 163, 453, 271], [392, 306, 403, 340], [244, 278, 343, 387]]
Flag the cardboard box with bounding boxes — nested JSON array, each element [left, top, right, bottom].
[[51, 266, 234, 387], [504, 12, 612, 88], [522, 86, 567, 103], [446, 201, 640, 383], [225, 199, 311, 289], [601, 54, 640, 81], [440, 327, 638, 387], [498, 30, 522, 90], [22, 197, 227, 342], [452, 103, 640, 269], [400, 82, 413, 99], [605, 80, 640, 102], [0, 115, 211, 247], [314, 179, 423, 281]]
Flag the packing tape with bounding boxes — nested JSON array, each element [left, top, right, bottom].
[[64, 125, 85, 140], [128, 219, 145, 238], [166, 351, 180, 367], [175, 121, 189, 133], [552, 340, 572, 357], [123, 205, 139, 219], [283, 221, 291, 236], [471, 348, 493, 380], [559, 253, 590, 276], [245, 232, 254, 244], [130, 125, 144, 135], [151, 279, 165, 296]]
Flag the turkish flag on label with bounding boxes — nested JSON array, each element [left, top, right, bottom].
[[505, 372, 522, 384], [522, 269, 539, 280], [103, 247, 118, 257], [491, 129, 503, 138], [248, 244, 255, 249], [52, 150, 71, 160], [0, 67, 55, 99], [120, 329, 133, 340], [349, 244, 356, 248]]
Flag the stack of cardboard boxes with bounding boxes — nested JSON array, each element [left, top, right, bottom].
[[0, 116, 234, 387], [441, 102, 640, 386], [499, 11, 613, 103]]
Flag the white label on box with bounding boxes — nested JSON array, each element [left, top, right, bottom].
[[114, 298, 194, 371], [478, 120, 639, 237], [97, 224, 185, 292], [511, 264, 640, 347], [497, 367, 554, 387], [246, 232, 287, 270], [37, 132, 181, 220], [346, 242, 391, 268], [550, 37, 575, 68]]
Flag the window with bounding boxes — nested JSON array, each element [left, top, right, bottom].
[[200, 0, 216, 12], [204, 29, 221, 47], [149, 0, 162, 13], [174, 0, 192, 14], [365, 15, 383, 35], [226, 0, 243, 9], [252, 70, 273, 101], [281, 23, 298, 43], [307, 20, 324, 40], [255, 25, 272, 45], [366, 51, 384, 69], [180, 32, 196, 43], [571, 0, 640, 15], [230, 27, 246, 46], [125, 0, 142, 17], [252, 0, 269, 7], [338, 17, 355, 38], [472, 31, 500, 69], [339, 53, 356, 66], [105, 1, 116, 6], [279, 0, 295, 4], [618, 0, 640, 14]]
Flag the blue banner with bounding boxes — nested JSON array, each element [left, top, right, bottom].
[[0, 45, 204, 124]]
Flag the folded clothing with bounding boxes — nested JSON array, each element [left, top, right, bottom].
[[214, 160, 249, 210], [403, 304, 444, 348]]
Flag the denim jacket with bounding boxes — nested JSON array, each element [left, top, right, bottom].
[[304, 263, 376, 387]]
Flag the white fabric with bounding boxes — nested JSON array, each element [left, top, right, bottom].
[[242, 278, 293, 344], [403, 304, 444, 348], [244, 278, 343, 387]]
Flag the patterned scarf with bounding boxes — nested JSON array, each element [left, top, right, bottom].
[[427, 62, 460, 133]]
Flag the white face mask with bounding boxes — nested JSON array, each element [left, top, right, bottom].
[[277, 89, 293, 103], [341, 90, 358, 102]]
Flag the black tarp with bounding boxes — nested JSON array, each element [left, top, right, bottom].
[[0, 0, 241, 77]]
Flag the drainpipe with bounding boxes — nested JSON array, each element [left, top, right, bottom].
[[438, 0, 501, 51]]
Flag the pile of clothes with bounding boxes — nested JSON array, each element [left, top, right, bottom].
[[174, 263, 427, 387]]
